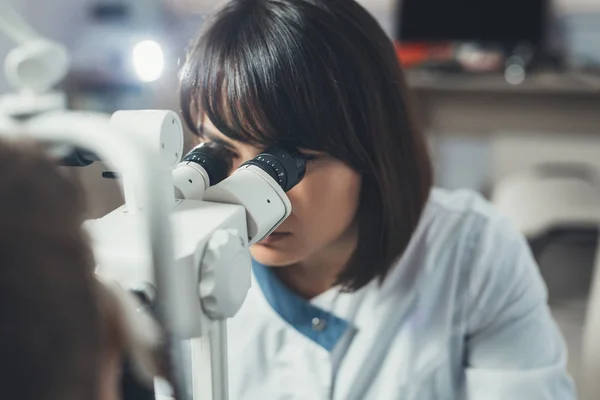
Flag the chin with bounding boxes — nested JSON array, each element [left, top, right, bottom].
[[250, 244, 302, 267]]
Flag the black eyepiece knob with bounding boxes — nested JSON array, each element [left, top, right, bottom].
[[182, 143, 231, 186], [241, 146, 306, 192]]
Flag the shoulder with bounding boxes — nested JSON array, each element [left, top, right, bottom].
[[426, 187, 509, 226], [385, 187, 542, 306], [414, 187, 523, 261], [425, 187, 538, 276], [395, 188, 546, 326]]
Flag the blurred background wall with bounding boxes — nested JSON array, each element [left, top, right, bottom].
[[4, 0, 600, 196]]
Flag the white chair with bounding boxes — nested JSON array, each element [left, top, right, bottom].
[[490, 132, 600, 255], [491, 164, 600, 240], [582, 253, 600, 400]]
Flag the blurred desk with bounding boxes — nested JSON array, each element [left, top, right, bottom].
[[407, 71, 600, 136]]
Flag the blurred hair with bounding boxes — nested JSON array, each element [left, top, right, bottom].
[[180, 0, 433, 290], [0, 139, 105, 400]]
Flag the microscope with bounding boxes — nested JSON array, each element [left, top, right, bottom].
[[0, 2, 305, 399], [88, 110, 306, 400]]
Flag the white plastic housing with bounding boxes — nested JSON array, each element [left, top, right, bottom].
[[203, 164, 292, 244], [110, 110, 184, 170], [5, 39, 70, 93], [172, 161, 209, 200], [199, 229, 252, 319], [86, 199, 252, 338], [0, 92, 66, 119], [109, 110, 184, 212]]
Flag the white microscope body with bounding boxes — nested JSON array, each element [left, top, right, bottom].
[[86, 109, 301, 400], [0, 76, 302, 400]]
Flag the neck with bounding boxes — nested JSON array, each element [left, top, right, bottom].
[[274, 227, 357, 299]]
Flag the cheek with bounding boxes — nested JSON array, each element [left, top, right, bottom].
[[287, 163, 361, 235]]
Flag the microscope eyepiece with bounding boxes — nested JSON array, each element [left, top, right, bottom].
[[241, 146, 306, 192], [182, 142, 231, 186]]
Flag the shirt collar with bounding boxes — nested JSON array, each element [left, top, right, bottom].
[[252, 259, 350, 352]]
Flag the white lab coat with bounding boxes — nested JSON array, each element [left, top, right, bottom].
[[226, 188, 576, 399]]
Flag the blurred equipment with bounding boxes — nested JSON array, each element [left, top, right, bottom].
[[562, 12, 600, 71], [0, 0, 69, 116], [492, 163, 600, 254], [489, 134, 600, 400], [0, 1, 69, 93], [71, 1, 167, 85], [490, 134, 600, 297], [395, 0, 552, 73], [397, 0, 547, 46], [582, 235, 600, 400], [86, 111, 306, 400], [66, 0, 170, 113]]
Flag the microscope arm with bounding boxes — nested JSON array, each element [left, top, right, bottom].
[[0, 0, 37, 44]]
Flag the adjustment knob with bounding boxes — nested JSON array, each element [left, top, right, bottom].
[[240, 146, 306, 192], [198, 229, 251, 320]]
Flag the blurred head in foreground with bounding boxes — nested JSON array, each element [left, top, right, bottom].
[[0, 138, 125, 400]]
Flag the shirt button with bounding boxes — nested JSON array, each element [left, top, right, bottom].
[[312, 317, 327, 331]]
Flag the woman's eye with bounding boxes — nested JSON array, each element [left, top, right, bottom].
[[198, 140, 240, 170], [202, 140, 238, 157], [301, 153, 322, 162]]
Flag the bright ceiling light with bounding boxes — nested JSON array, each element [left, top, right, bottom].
[[132, 40, 164, 82]]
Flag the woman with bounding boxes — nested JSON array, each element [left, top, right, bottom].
[[180, 0, 575, 399]]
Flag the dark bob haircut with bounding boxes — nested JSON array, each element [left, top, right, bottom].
[[180, 0, 433, 291]]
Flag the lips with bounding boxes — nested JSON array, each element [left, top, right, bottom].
[[260, 232, 291, 244]]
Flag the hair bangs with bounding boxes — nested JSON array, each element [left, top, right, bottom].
[[181, 46, 271, 145], [180, 2, 344, 153], [180, 20, 295, 148]]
